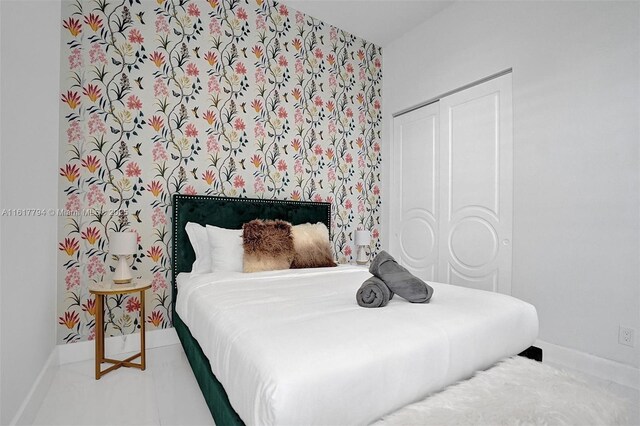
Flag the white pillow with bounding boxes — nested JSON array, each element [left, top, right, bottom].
[[185, 222, 211, 273], [206, 225, 244, 272]]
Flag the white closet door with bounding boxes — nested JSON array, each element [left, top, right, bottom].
[[438, 74, 513, 294], [390, 102, 440, 281]]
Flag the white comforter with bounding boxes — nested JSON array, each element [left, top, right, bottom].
[[176, 265, 538, 426]]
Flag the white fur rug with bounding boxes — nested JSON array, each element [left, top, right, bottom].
[[374, 356, 628, 426]]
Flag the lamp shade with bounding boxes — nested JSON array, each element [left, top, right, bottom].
[[355, 229, 371, 246], [110, 232, 137, 255]]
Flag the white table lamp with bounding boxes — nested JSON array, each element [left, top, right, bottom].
[[355, 229, 371, 265], [110, 231, 137, 284]]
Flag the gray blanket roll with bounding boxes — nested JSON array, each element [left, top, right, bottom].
[[369, 251, 434, 303], [356, 276, 394, 308]]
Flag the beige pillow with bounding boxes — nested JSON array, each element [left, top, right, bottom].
[[291, 223, 337, 269], [242, 219, 295, 272]]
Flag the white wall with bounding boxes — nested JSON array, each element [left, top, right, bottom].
[[0, 1, 61, 423], [382, 1, 639, 367]]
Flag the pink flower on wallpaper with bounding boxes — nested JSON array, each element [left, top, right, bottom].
[[185, 185, 197, 195], [236, 7, 247, 21], [154, 78, 168, 97], [235, 62, 246, 75], [255, 68, 265, 84], [255, 15, 266, 31], [155, 16, 169, 33], [87, 184, 106, 207], [87, 256, 106, 279], [185, 123, 198, 138], [373, 143, 380, 153], [254, 177, 265, 193], [373, 185, 380, 195], [314, 48, 323, 60], [187, 3, 200, 17], [128, 28, 144, 44], [208, 75, 221, 94], [328, 75, 337, 88], [326, 148, 334, 161], [207, 135, 220, 153], [295, 59, 303, 75], [186, 63, 199, 77], [277, 107, 287, 119], [314, 145, 323, 156], [374, 100, 381, 110], [88, 113, 106, 135], [152, 143, 168, 161], [346, 108, 353, 118], [209, 18, 221, 35], [326, 196, 333, 204], [66, 120, 83, 143], [65, 194, 81, 212], [327, 168, 336, 183], [359, 111, 366, 124], [346, 63, 354, 74], [126, 95, 142, 110], [294, 160, 303, 174], [278, 55, 288, 67], [345, 153, 353, 164], [151, 272, 167, 292], [279, 4, 288, 16], [344, 245, 352, 256], [89, 43, 107, 64], [355, 137, 364, 149], [233, 175, 245, 189], [87, 328, 95, 341], [330, 27, 337, 42], [358, 200, 365, 214], [126, 297, 141, 313], [68, 48, 82, 70], [152, 207, 166, 227], [65, 267, 80, 290], [125, 162, 141, 177], [372, 229, 379, 239], [328, 120, 336, 135], [359, 68, 366, 81], [233, 118, 245, 131], [254, 123, 265, 139], [314, 96, 323, 107], [277, 159, 287, 172], [291, 139, 301, 152], [294, 109, 303, 125], [374, 58, 381, 69], [296, 11, 304, 24], [358, 155, 365, 168], [291, 190, 301, 201], [313, 194, 323, 202], [345, 199, 353, 209]]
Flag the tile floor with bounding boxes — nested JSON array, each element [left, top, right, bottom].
[[33, 344, 639, 426]]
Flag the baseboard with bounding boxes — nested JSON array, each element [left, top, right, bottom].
[[58, 327, 179, 364], [536, 339, 640, 390], [10, 348, 58, 426]]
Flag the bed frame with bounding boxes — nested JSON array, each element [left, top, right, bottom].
[[171, 194, 332, 425], [171, 194, 541, 424]]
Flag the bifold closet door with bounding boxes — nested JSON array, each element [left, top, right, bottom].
[[391, 73, 513, 294], [438, 74, 513, 295], [390, 102, 440, 281]]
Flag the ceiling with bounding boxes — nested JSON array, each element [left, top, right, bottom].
[[281, 0, 454, 47]]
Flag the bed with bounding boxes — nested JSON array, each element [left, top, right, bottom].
[[171, 194, 539, 426]]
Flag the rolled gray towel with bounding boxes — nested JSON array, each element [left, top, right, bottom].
[[369, 251, 434, 303], [356, 276, 394, 308]]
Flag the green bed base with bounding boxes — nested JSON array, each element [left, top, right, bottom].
[[171, 195, 332, 425]]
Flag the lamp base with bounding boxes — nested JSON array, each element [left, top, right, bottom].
[[113, 256, 133, 284], [356, 246, 369, 265]]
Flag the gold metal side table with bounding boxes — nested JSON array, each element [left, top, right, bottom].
[[88, 280, 151, 380]]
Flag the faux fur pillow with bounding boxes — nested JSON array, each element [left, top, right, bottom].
[[291, 222, 337, 269], [242, 219, 295, 272]]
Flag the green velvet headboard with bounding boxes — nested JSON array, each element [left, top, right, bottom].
[[171, 194, 332, 303]]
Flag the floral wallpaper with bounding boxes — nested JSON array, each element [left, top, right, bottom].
[[58, 0, 382, 344]]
